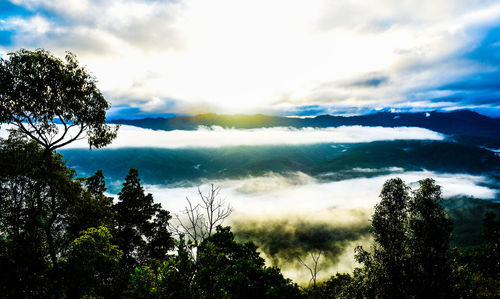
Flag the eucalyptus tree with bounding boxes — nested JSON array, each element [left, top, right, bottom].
[[0, 48, 118, 298], [0, 48, 118, 151]]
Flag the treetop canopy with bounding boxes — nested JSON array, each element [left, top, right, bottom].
[[0, 48, 118, 150]]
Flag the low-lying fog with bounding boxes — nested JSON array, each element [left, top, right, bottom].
[[1, 124, 444, 148], [136, 170, 497, 284], [2, 124, 497, 284]]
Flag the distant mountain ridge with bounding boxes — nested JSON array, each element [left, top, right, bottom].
[[110, 109, 500, 140]]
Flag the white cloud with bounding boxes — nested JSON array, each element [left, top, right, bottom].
[[110, 169, 497, 284], [4, 0, 500, 113], [1, 15, 51, 35], [144, 170, 497, 222], [0, 124, 442, 148]]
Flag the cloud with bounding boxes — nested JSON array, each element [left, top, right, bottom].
[[0, 124, 442, 149], [140, 170, 497, 284], [231, 213, 371, 283], [3, 0, 500, 115], [144, 170, 497, 223], [345, 74, 389, 88]]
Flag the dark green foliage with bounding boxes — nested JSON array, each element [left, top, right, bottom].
[[0, 138, 82, 297], [476, 212, 500, 297], [195, 226, 302, 298], [0, 139, 175, 298], [369, 178, 411, 298], [128, 226, 302, 299], [353, 178, 454, 299], [449, 212, 500, 298], [63, 226, 122, 298], [0, 48, 118, 150], [408, 178, 453, 298], [303, 273, 353, 299], [443, 196, 500, 247], [113, 168, 175, 295], [127, 236, 197, 299], [68, 170, 115, 238]]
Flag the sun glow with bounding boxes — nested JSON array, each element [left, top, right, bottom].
[[4, 0, 500, 114]]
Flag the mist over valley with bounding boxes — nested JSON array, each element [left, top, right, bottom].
[[56, 114, 500, 284]]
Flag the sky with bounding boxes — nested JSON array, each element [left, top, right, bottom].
[[1, 0, 500, 118]]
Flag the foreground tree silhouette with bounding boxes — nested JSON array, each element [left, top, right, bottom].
[[408, 178, 453, 298], [0, 138, 100, 297], [0, 48, 118, 151], [128, 226, 302, 299], [0, 48, 118, 298], [354, 178, 453, 299], [113, 168, 175, 296], [298, 250, 323, 288]]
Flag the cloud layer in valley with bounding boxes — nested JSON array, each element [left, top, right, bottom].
[[141, 170, 497, 283], [0, 124, 444, 148], [147, 170, 497, 217]]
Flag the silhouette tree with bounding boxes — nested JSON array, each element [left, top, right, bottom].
[[408, 178, 453, 298], [67, 170, 115, 238], [171, 184, 232, 250], [0, 138, 82, 297], [354, 178, 453, 299], [0, 48, 118, 151], [0, 48, 118, 298], [354, 178, 411, 298], [113, 168, 175, 295], [298, 250, 323, 287], [128, 226, 302, 298]]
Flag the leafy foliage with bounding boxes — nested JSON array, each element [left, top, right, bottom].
[[408, 178, 453, 298], [112, 168, 175, 296], [0, 137, 82, 297], [353, 178, 453, 298], [1, 48, 499, 297], [0, 48, 118, 150], [128, 226, 302, 299], [63, 226, 122, 298]]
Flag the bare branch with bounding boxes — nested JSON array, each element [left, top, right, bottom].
[[12, 120, 47, 148], [20, 112, 50, 146], [50, 123, 86, 150], [298, 250, 322, 287], [171, 184, 233, 248]]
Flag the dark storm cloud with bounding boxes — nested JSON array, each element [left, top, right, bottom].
[[345, 74, 389, 88]]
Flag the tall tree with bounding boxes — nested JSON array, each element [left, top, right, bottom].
[[408, 178, 453, 298], [353, 178, 453, 299], [68, 170, 115, 238], [113, 168, 175, 294], [0, 138, 82, 297], [354, 178, 411, 298], [0, 48, 118, 298], [0, 48, 118, 151]]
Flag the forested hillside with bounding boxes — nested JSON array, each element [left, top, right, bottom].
[[1, 49, 499, 298]]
